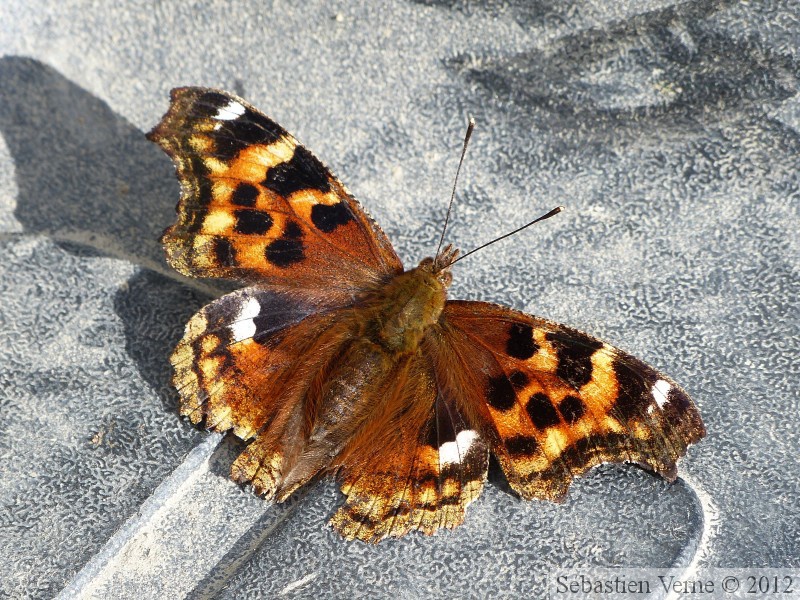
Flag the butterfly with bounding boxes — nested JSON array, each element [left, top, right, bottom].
[[148, 88, 706, 543]]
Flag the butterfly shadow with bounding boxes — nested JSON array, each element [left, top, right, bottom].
[[0, 55, 180, 266], [112, 268, 213, 415], [0, 55, 215, 417]]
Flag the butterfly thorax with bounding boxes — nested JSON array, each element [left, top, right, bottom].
[[362, 257, 452, 355]]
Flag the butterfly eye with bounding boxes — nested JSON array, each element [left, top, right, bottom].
[[417, 257, 435, 272]]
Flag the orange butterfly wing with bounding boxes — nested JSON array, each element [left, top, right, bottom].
[[150, 88, 405, 494], [330, 352, 489, 542], [148, 87, 402, 301], [170, 287, 342, 440], [435, 300, 706, 501]]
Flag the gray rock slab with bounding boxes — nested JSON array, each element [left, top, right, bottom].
[[0, 237, 208, 598], [0, 0, 797, 598]]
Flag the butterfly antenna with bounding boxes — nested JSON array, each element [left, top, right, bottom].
[[435, 117, 475, 258], [450, 206, 563, 265]]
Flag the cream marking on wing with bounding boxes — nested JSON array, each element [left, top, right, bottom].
[[439, 430, 478, 465], [230, 296, 260, 342], [215, 100, 246, 121], [652, 379, 672, 409]]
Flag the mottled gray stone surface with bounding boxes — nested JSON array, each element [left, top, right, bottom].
[[0, 1, 797, 598]]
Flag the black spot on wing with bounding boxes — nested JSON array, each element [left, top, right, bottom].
[[429, 397, 458, 448], [211, 108, 286, 162], [558, 395, 586, 424], [344, 506, 380, 528], [508, 370, 529, 390], [386, 503, 412, 519], [264, 237, 304, 268], [246, 290, 318, 345], [666, 385, 691, 412], [213, 237, 236, 267], [231, 183, 259, 207], [439, 463, 462, 481], [661, 385, 703, 434], [251, 310, 290, 345], [187, 156, 213, 205], [546, 330, 603, 388], [507, 323, 538, 359], [417, 472, 439, 489], [233, 209, 273, 235], [526, 392, 560, 430], [486, 375, 516, 411], [505, 435, 539, 457], [284, 221, 303, 238], [439, 494, 461, 506], [193, 91, 232, 118], [416, 501, 439, 513], [613, 359, 654, 420], [183, 207, 207, 233], [311, 201, 354, 233], [264, 146, 331, 197], [264, 222, 304, 268], [424, 422, 440, 449]]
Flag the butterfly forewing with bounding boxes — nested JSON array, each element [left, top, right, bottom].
[[148, 87, 402, 300], [438, 301, 706, 501]]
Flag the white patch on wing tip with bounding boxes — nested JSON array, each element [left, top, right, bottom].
[[230, 296, 260, 342], [439, 430, 478, 465], [215, 100, 246, 121], [652, 379, 672, 409]]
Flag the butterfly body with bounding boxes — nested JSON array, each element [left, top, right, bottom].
[[149, 87, 705, 542], [251, 257, 452, 500], [360, 256, 451, 353]]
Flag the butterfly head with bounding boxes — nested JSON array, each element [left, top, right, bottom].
[[419, 243, 459, 288], [371, 246, 457, 353]]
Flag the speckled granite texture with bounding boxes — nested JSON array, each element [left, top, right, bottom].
[[0, 1, 797, 598]]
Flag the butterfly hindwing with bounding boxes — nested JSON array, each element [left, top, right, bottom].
[[171, 286, 344, 441], [437, 301, 706, 502], [331, 353, 489, 542], [148, 87, 402, 299]]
